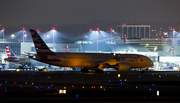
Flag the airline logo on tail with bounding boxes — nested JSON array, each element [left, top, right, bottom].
[[67, 45, 69, 52], [5, 45, 19, 62], [30, 29, 55, 55], [169, 47, 174, 55]]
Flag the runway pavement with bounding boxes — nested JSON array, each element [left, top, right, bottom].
[[0, 70, 180, 102]]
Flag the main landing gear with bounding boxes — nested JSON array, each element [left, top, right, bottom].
[[80, 68, 89, 73]]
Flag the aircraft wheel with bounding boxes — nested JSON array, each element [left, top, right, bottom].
[[141, 70, 145, 73], [81, 68, 89, 73]]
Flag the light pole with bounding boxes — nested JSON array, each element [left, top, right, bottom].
[[173, 28, 175, 46], [2, 28, 5, 42], [110, 28, 114, 43], [52, 27, 55, 52], [22, 28, 25, 42], [11, 34, 15, 39], [97, 28, 99, 52]]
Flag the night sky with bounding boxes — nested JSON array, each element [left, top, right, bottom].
[[0, 0, 180, 27]]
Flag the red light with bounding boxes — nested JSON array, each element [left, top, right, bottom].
[[43, 34, 45, 36], [72, 85, 74, 88], [22, 28, 25, 30], [37, 29, 39, 32], [110, 28, 113, 31], [125, 38, 127, 40], [173, 28, 175, 31], [97, 28, 99, 31], [90, 29, 92, 31], [2, 28, 5, 30], [156, 38, 158, 40], [52, 27, 55, 30], [125, 35, 126, 37]]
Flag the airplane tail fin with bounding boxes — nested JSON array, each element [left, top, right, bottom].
[[169, 47, 174, 55], [29, 29, 55, 55], [67, 45, 69, 52], [5, 45, 19, 62]]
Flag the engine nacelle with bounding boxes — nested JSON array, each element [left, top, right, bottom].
[[114, 63, 130, 71]]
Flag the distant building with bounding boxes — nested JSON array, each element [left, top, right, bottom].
[[117, 25, 151, 39]]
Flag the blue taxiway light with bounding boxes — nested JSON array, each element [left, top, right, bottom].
[[152, 84, 154, 86], [32, 73, 34, 75], [76, 95, 78, 97], [120, 82, 123, 84], [20, 85, 22, 87], [0, 84, 2, 86], [104, 89, 106, 91], [57, 89, 59, 91], [0, 73, 1, 75], [139, 76, 140, 78], [133, 73, 135, 74], [108, 72, 109, 74], [5, 90, 7, 92], [120, 79, 122, 81], [36, 87, 38, 89], [11, 71, 13, 73], [109, 80, 111, 83], [177, 75, 179, 76], [41, 86, 42, 88], [29, 76, 31, 78], [152, 73, 154, 75], [165, 74, 167, 76], [4, 87, 6, 89], [48, 86, 50, 89], [149, 88, 151, 91]]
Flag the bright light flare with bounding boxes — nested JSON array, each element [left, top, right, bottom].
[[52, 27, 55, 30]]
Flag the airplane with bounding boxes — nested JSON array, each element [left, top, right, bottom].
[[5, 45, 19, 62], [5, 45, 37, 70], [169, 47, 174, 55], [25, 29, 154, 73]]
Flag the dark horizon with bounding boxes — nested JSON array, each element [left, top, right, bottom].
[[0, 0, 180, 27]]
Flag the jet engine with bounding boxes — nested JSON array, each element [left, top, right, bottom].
[[114, 62, 130, 71]]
